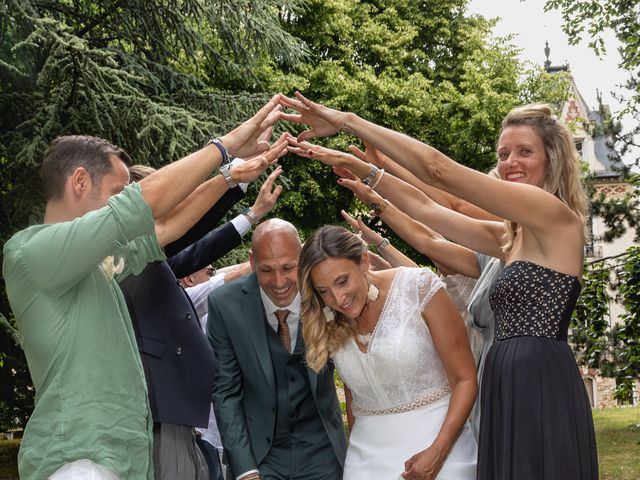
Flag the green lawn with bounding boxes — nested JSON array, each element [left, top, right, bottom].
[[593, 406, 640, 480], [0, 407, 638, 479]]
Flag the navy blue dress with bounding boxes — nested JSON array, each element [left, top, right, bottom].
[[477, 261, 598, 480]]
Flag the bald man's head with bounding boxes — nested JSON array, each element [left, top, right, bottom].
[[250, 219, 301, 307]]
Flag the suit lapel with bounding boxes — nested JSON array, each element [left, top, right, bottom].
[[242, 274, 276, 396]]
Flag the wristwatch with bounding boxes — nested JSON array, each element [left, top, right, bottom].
[[207, 137, 230, 166], [220, 164, 237, 189], [242, 207, 259, 225], [370, 199, 389, 216], [361, 164, 380, 186], [375, 237, 390, 252]]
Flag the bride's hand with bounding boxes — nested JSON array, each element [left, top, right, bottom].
[[401, 444, 448, 480], [278, 91, 350, 142]]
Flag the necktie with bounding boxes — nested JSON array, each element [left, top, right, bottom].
[[274, 309, 291, 353]]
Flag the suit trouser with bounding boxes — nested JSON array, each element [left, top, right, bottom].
[[196, 437, 225, 480], [153, 423, 209, 480], [258, 437, 342, 480]]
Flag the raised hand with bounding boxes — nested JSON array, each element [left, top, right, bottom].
[[278, 92, 350, 142], [349, 142, 390, 169], [251, 167, 284, 219], [336, 177, 383, 208], [220, 95, 282, 159], [286, 136, 357, 168], [230, 133, 288, 184], [340, 210, 382, 247]]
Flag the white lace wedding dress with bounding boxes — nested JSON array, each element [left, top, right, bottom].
[[334, 268, 477, 480]]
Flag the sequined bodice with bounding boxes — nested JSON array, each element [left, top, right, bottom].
[[333, 268, 451, 416], [490, 261, 581, 341]]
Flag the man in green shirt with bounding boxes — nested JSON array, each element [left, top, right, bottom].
[[2, 96, 282, 480]]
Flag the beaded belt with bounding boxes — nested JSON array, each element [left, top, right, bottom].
[[352, 384, 451, 416]]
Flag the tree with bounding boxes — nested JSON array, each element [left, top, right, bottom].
[[544, 0, 640, 170], [1, 0, 573, 428], [0, 0, 308, 430], [255, 0, 570, 246], [616, 246, 640, 401]]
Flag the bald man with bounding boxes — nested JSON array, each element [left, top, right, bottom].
[[207, 219, 347, 480]]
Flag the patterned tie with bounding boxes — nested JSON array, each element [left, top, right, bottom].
[[274, 309, 291, 353]]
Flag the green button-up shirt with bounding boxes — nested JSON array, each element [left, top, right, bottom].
[[2, 183, 165, 479]]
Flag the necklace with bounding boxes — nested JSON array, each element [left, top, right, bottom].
[[356, 332, 372, 346]]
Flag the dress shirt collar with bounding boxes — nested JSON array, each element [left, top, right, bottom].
[[259, 288, 301, 316]]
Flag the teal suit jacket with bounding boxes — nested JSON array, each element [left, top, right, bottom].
[[207, 273, 347, 477]]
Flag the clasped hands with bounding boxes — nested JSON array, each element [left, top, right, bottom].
[[222, 92, 392, 227]]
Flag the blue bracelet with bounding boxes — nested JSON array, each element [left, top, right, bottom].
[[207, 138, 230, 165]]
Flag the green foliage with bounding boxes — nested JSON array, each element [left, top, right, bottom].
[[0, 0, 307, 430], [571, 265, 611, 369], [616, 246, 640, 401], [258, 0, 570, 260], [575, 246, 640, 404], [544, 0, 640, 71], [0, 0, 592, 428]]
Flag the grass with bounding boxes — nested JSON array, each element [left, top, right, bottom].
[[0, 439, 18, 480], [593, 406, 640, 480], [0, 407, 638, 479]]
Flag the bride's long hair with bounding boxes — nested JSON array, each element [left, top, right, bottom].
[[298, 226, 364, 372]]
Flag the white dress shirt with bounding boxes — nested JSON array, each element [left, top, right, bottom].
[[259, 289, 301, 352]]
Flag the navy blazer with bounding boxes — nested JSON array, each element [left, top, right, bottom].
[[120, 187, 244, 427]]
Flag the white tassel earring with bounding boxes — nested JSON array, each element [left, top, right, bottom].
[[323, 306, 336, 323], [367, 283, 379, 302]]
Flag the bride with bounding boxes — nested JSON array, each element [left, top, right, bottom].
[[298, 225, 477, 479]]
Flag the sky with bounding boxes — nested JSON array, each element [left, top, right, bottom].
[[467, 0, 636, 164]]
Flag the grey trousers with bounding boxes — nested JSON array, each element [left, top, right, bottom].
[[153, 423, 210, 480]]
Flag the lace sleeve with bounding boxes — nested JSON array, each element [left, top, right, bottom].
[[417, 268, 446, 312]]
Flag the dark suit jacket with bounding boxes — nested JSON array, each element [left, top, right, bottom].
[[119, 187, 244, 427], [207, 273, 348, 476]]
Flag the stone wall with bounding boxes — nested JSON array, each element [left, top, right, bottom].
[[580, 366, 639, 408]]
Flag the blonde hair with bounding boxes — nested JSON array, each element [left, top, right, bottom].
[[129, 164, 156, 182], [497, 104, 588, 253], [298, 226, 365, 372]]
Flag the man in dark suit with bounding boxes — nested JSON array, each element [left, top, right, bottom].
[[119, 158, 283, 480], [207, 219, 347, 480]]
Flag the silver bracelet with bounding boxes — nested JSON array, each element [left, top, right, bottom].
[[220, 164, 237, 189], [243, 207, 259, 225], [375, 237, 390, 252], [370, 168, 385, 190], [362, 164, 380, 186]]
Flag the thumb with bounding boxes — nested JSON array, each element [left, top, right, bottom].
[[349, 145, 366, 160], [297, 130, 318, 143], [255, 140, 270, 154]]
